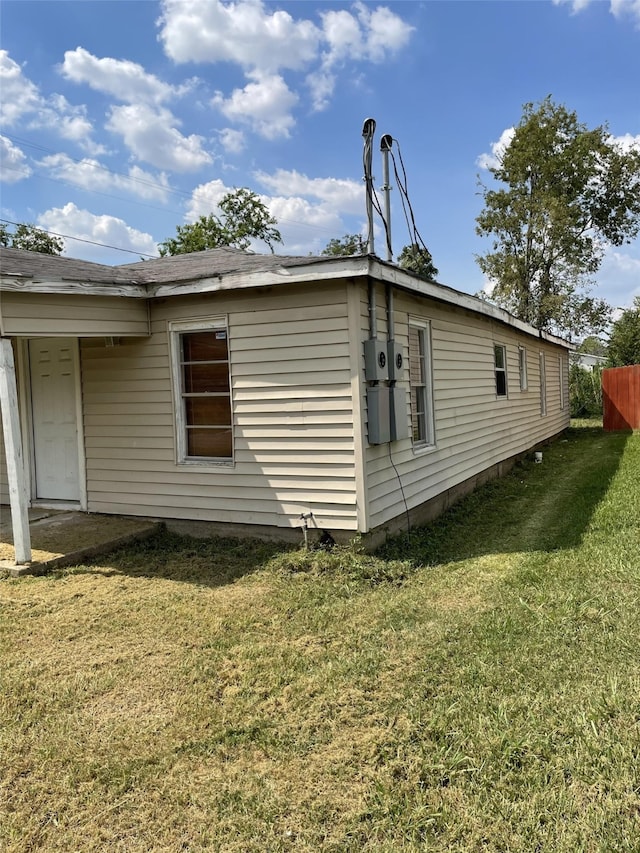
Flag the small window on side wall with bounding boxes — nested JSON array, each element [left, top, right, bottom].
[[170, 318, 233, 464], [518, 346, 528, 391], [539, 352, 547, 416], [494, 344, 507, 397], [409, 320, 435, 448]]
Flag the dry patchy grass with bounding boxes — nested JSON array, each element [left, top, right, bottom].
[[1, 425, 639, 851]]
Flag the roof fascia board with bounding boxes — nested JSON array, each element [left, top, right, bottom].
[[367, 258, 572, 350], [0, 277, 147, 298], [147, 258, 367, 298]]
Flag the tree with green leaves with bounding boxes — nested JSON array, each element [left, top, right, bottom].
[[0, 222, 64, 254], [607, 297, 640, 366], [476, 97, 640, 338], [398, 243, 439, 282], [577, 335, 607, 357], [320, 234, 367, 256], [158, 188, 282, 256]]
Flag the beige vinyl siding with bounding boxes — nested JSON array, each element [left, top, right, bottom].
[[365, 288, 571, 530], [0, 292, 149, 337], [82, 281, 359, 531]]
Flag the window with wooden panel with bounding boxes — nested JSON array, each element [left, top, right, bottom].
[[409, 320, 435, 448], [170, 319, 233, 463]]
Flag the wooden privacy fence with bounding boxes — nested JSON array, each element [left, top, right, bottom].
[[602, 365, 640, 431]]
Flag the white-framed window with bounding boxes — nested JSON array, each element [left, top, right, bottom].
[[409, 319, 435, 448], [559, 356, 565, 410], [539, 352, 547, 416], [169, 317, 233, 464], [494, 344, 508, 397], [518, 346, 528, 391]]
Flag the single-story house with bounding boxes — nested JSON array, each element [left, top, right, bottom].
[[1, 246, 571, 563]]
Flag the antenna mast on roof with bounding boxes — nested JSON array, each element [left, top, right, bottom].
[[380, 134, 393, 262], [362, 118, 376, 255]]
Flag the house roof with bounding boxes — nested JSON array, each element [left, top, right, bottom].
[[0, 246, 142, 286], [116, 245, 334, 283], [0, 246, 572, 349]]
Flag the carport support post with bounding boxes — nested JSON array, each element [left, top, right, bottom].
[[0, 338, 31, 564]]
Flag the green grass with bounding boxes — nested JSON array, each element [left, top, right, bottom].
[[1, 422, 639, 851]]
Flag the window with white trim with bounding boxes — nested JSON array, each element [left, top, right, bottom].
[[559, 356, 565, 410], [518, 346, 528, 391], [409, 320, 435, 448], [539, 352, 547, 416], [494, 344, 507, 397], [170, 318, 233, 463]]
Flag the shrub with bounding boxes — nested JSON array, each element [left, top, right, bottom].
[[569, 363, 603, 417]]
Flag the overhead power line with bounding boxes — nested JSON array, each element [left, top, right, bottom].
[[0, 218, 159, 259]]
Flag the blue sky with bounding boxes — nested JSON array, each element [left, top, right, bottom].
[[1, 0, 639, 314]]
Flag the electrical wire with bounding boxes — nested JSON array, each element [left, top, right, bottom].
[[4, 132, 358, 239], [387, 441, 411, 541], [390, 137, 431, 257], [0, 218, 159, 258]]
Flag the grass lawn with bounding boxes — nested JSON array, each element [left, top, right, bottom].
[[1, 422, 639, 851]]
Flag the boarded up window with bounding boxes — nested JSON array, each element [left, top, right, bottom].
[[171, 321, 233, 462], [409, 322, 435, 447]]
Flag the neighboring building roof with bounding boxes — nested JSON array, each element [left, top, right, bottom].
[[0, 246, 572, 349]]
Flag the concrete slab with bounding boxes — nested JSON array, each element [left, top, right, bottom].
[[0, 509, 162, 576]]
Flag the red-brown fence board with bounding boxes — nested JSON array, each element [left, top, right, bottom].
[[602, 365, 640, 431]]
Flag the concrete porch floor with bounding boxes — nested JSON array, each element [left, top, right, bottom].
[[0, 508, 162, 577]]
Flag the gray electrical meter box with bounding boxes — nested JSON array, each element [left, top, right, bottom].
[[367, 385, 390, 444], [364, 338, 389, 382], [389, 386, 409, 441], [387, 341, 404, 382]]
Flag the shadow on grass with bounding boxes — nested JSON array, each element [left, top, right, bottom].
[[379, 425, 630, 568], [68, 425, 630, 587], [67, 531, 293, 589]]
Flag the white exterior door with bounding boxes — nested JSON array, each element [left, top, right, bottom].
[[29, 338, 81, 502]]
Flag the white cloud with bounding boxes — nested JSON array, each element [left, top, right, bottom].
[[218, 128, 246, 154], [38, 153, 171, 202], [0, 51, 41, 125], [476, 127, 515, 170], [553, 0, 640, 26], [313, 3, 414, 108], [0, 136, 32, 183], [255, 169, 363, 214], [0, 50, 102, 154], [185, 174, 363, 255], [106, 104, 212, 172], [159, 0, 413, 118], [38, 202, 157, 261], [320, 3, 414, 64], [60, 47, 182, 103], [158, 0, 321, 71], [212, 72, 298, 139], [609, 133, 640, 153], [185, 179, 231, 220], [596, 246, 640, 310]]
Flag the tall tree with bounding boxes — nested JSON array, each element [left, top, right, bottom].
[[320, 234, 367, 256], [0, 222, 64, 254], [398, 243, 439, 282], [159, 188, 282, 256], [476, 97, 640, 337], [607, 297, 640, 366]]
